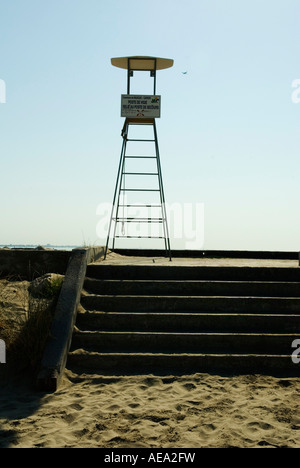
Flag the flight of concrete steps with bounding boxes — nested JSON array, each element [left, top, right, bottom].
[[67, 262, 300, 376]]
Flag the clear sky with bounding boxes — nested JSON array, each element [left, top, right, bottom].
[[0, 0, 299, 251]]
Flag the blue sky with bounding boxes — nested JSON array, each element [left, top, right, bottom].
[[0, 0, 299, 251]]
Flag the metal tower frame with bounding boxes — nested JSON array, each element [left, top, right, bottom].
[[104, 56, 173, 261]]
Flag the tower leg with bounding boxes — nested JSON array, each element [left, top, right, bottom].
[[104, 124, 128, 259], [153, 120, 172, 261]]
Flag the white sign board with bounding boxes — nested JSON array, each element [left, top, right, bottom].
[[121, 95, 161, 119], [0, 339, 6, 364]]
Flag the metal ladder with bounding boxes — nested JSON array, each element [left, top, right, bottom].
[[104, 117, 171, 260]]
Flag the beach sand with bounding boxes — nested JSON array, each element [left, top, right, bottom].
[[0, 370, 299, 448], [0, 257, 300, 449]]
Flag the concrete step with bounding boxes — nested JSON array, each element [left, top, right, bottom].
[[76, 311, 300, 333], [81, 293, 300, 314], [86, 264, 300, 282], [67, 350, 299, 376], [70, 330, 297, 354], [83, 278, 300, 297], [67, 260, 300, 377]]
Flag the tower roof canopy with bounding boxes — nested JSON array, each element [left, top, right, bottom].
[[111, 56, 174, 71]]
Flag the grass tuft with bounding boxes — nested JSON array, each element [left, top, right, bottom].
[[0, 274, 64, 381]]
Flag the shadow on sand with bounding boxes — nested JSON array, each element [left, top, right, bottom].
[[0, 360, 49, 448]]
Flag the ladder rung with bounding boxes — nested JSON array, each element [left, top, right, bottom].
[[125, 156, 156, 159], [115, 236, 165, 239], [127, 139, 155, 142], [118, 204, 162, 208], [114, 218, 164, 223], [120, 189, 160, 192], [123, 172, 158, 176]]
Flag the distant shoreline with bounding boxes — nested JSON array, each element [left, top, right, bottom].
[[0, 245, 79, 251]]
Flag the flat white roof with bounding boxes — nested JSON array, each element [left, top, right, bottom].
[[111, 56, 174, 71]]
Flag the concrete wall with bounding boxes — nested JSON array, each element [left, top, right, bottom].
[[0, 246, 107, 280], [35, 246, 105, 391], [0, 248, 72, 279]]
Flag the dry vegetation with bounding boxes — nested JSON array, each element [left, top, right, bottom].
[[0, 274, 63, 380]]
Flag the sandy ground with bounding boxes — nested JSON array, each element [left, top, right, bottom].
[[0, 371, 299, 448], [0, 257, 300, 449], [100, 251, 299, 268]]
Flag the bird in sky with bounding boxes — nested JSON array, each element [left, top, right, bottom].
[[182, 71, 188, 74]]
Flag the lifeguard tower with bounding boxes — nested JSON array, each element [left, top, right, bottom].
[[104, 56, 173, 260]]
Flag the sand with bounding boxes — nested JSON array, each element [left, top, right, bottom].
[[1, 259, 300, 449], [100, 251, 299, 268], [0, 371, 299, 448]]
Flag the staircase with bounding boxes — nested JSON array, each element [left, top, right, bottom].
[[67, 262, 300, 376]]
